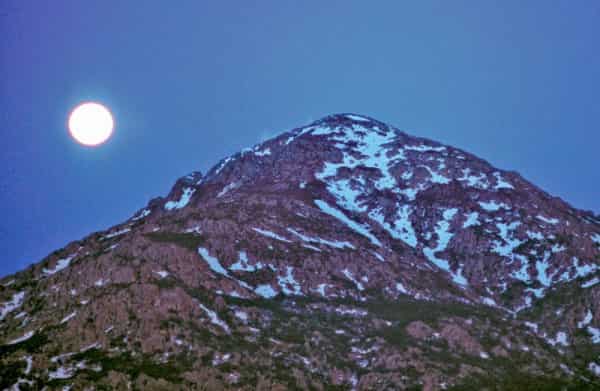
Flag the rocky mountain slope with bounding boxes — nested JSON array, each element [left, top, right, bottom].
[[1, 113, 599, 390]]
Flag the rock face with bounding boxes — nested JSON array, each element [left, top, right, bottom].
[[1, 113, 599, 390]]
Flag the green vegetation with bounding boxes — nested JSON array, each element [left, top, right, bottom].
[[71, 348, 191, 384], [448, 373, 594, 391], [0, 360, 26, 389], [0, 332, 49, 359]]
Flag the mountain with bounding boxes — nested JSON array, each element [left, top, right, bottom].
[[1, 113, 599, 390]]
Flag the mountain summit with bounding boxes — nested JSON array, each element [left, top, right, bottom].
[[1, 114, 599, 390]]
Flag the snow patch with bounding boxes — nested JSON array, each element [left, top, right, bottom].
[[314, 200, 381, 246], [369, 205, 417, 247], [43, 255, 75, 275], [199, 303, 230, 334], [342, 269, 364, 291], [217, 182, 239, 198], [1, 291, 25, 321], [255, 284, 277, 298], [546, 331, 569, 347], [277, 266, 303, 295], [102, 228, 131, 240], [252, 227, 291, 243], [154, 270, 169, 279], [582, 277, 599, 288], [423, 208, 467, 286], [132, 209, 150, 221], [588, 362, 600, 376], [578, 310, 593, 328], [493, 172, 514, 190], [254, 147, 271, 156], [60, 311, 77, 324], [287, 227, 355, 250], [462, 212, 480, 228], [198, 248, 230, 277], [7, 331, 35, 345], [537, 215, 559, 225], [479, 200, 509, 212], [164, 187, 195, 210], [230, 251, 266, 272]]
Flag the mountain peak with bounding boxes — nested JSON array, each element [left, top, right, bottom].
[[1, 114, 599, 389]]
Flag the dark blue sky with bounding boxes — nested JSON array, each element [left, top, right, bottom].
[[1, 1, 599, 276]]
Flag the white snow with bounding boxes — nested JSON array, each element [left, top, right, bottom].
[[422, 165, 450, 184], [314, 200, 381, 246], [287, 228, 355, 249], [335, 307, 368, 317], [60, 311, 77, 324], [254, 147, 271, 156], [536, 252, 553, 286], [48, 366, 75, 380], [277, 266, 303, 295], [396, 282, 408, 294], [24, 355, 33, 375], [199, 303, 230, 334], [315, 283, 329, 297], [458, 169, 489, 189], [302, 244, 321, 252], [255, 284, 277, 298], [217, 182, 238, 198], [578, 310, 593, 328], [582, 277, 599, 288], [7, 331, 35, 345], [132, 208, 150, 221], [369, 205, 417, 247], [493, 172, 514, 190], [342, 269, 364, 291], [536, 215, 559, 225], [230, 251, 266, 272], [588, 362, 600, 376], [588, 326, 600, 343], [404, 144, 446, 152], [479, 352, 490, 359], [214, 156, 234, 175], [592, 233, 600, 245], [234, 310, 248, 321], [524, 322, 538, 333], [372, 252, 385, 262], [154, 270, 169, 278], [102, 227, 131, 240], [345, 114, 371, 122], [492, 221, 523, 257], [43, 255, 75, 275], [526, 231, 544, 240], [547, 331, 569, 347], [252, 227, 291, 243], [198, 248, 230, 277], [1, 291, 25, 320], [154, 270, 169, 279], [164, 187, 195, 210], [423, 208, 467, 286], [571, 257, 598, 280], [462, 212, 480, 228], [183, 225, 202, 234], [511, 255, 531, 282], [479, 200, 509, 212], [94, 279, 107, 287], [481, 297, 497, 307]]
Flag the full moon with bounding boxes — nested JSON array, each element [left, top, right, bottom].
[[68, 102, 114, 146]]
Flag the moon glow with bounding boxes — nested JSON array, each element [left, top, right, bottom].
[[68, 102, 114, 146]]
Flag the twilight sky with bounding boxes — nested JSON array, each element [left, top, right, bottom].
[[1, 1, 599, 276]]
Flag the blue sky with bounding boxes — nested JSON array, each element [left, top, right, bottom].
[[1, 1, 599, 276]]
